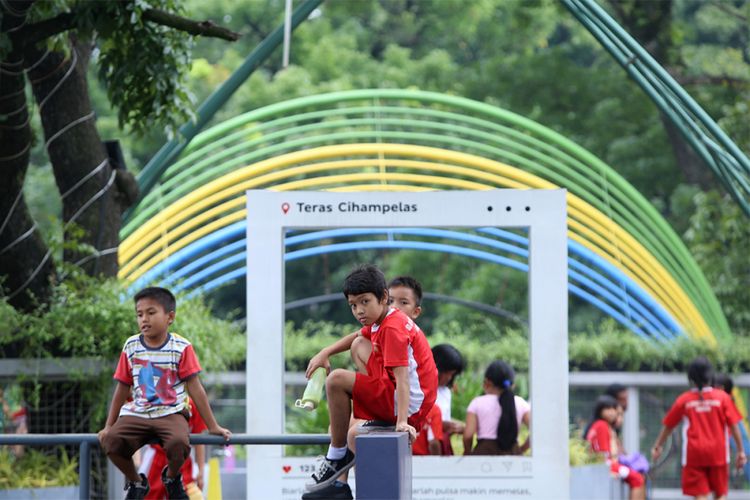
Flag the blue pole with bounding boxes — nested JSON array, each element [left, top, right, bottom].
[[78, 441, 90, 500]]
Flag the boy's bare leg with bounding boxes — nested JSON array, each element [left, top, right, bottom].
[[108, 455, 141, 483], [326, 369, 356, 448], [350, 336, 372, 375], [629, 485, 646, 500], [338, 418, 364, 483]]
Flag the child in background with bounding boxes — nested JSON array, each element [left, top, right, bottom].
[[585, 395, 645, 500], [0, 384, 27, 458], [386, 276, 443, 456], [432, 343, 465, 455], [139, 398, 206, 500], [652, 357, 746, 500], [463, 360, 530, 455], [714, 372, 750, 483], [412, 403, 443, 456]]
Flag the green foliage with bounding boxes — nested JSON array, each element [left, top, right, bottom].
[[285, 318, 750, 375], [684, 191, 750, 335], [569, 434, 603, 467], [285, 398, 329, 457], [90, 1, 195, 137], [0, 272, 244, 368], [0, 273, 244, 427], [0, 448, 77, 489]]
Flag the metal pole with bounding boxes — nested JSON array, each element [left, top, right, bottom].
[[79, 441, 90, 500], [282, 0, 293, 67]]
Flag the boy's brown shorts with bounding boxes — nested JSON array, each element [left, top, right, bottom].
[[101, 412, 190, 461]]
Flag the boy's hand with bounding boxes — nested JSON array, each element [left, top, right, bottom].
[[305, 352, 331, 379], [209, 425, 232, 442], [395, 421, 417, 443], [97, 425, 111, 444], [737, 451, 747, 469], [651, 445, 662, 462], [445, 420, 465, 435]]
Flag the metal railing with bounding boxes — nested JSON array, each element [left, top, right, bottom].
[[0, 433, 329, 500]]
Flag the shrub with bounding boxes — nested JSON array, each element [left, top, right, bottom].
[[0, 448, 77, 489]]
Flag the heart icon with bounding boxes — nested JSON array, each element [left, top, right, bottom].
[[282, 465, 292, 473], [281, 202, 290, 214]]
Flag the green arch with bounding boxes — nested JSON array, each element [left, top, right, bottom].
[[120, 89, 729, 340]]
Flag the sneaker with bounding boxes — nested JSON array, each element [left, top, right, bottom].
[[357, 419, 396, 433], [161, 466, 188, 500], [305, 448, 355, 492], [124, 473, 149, 500], [301, 480, 354, 500]]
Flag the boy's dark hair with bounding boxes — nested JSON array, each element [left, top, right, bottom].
[[713, 372, 734, 395], [134, 287, 176, 313], [432, 344, 464, 387], [687, 356, 713, 390], [485, 360, 518, 452], [343, 264, 387, 301], [605, 383, 626, 399], [387, 276, 423, 305]]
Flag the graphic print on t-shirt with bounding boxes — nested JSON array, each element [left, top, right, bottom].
[[133, 358, 178, 406]]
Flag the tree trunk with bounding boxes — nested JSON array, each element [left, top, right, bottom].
[[25, 39, 136, 277], [0, 0, 55, 311], [609, 0, 717, 191], [661, 117, 716, 190]]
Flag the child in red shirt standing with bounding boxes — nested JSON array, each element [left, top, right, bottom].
[[412, 404, 444, 455], [651, 356, 747, 500], [139, 399, 206, 500], [303, 265, 438, 494]]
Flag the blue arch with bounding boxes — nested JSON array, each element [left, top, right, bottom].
[[132, 225, 682, 340]]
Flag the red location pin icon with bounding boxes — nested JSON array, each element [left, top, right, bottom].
[[281, 202, 290, 214]]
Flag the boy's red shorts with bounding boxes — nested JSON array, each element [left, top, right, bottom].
[[352, 373, 430, 429], [682, 464, 728, 497]]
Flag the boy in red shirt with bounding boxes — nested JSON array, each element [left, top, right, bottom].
[[652, 356, 747, 500], [303, 265, 438, 493]]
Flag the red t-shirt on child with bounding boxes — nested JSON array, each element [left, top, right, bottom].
[[360, 308, 438, 416], [412, 404, 444, 455], [663, 387, 742, 467]]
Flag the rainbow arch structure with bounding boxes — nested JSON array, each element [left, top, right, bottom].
[[119, 89, 729, 345]]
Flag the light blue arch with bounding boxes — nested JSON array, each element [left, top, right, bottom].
[[133, 224, 682, 340]]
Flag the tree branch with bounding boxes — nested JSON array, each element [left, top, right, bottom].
[[11, 7, 240, 48], [142, 8, 241, 41], [708, 0, 748, 23], [666, 67, 750, 87]]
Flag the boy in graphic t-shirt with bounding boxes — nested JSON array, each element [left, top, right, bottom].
[[98, 287, 231, 500]]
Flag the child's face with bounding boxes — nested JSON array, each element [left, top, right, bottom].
[[387, 285, 421, 320], [136, 297, 174, 339], [438, 369, 457, 388], [601, 406, 618, 424], [347, 292, 388, 326]]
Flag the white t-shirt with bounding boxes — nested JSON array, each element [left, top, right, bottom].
[[466, 394, 530, 440], [436, 385, 452, 421]]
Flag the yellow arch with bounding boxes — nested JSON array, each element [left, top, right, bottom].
[[118, 145, 714, 344]]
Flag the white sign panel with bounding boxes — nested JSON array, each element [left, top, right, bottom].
[[246, 189, 568, 499]]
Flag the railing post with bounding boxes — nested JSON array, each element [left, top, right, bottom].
[[79, 441, 90, 500], [355, 432, 411, 500]]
